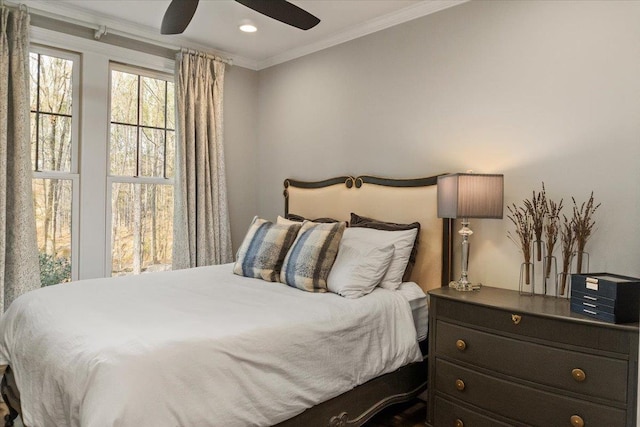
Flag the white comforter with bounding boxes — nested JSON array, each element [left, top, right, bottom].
[[0, 264, 422, 427]]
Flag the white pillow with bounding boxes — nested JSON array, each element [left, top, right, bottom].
[[277, 215, 298, 226], [327, 240, 395, 298], [341, 227, 418, 290]]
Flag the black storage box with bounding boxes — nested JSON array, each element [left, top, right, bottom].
[[571, 273, 640, 323]]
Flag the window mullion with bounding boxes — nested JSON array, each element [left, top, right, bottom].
[[34, 53, 41, 172], [136, 74, 141, 178], [163, 81, 168, 179]]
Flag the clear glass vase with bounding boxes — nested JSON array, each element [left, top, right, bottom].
[[543, 255, 558, 297], [571, 251, 590, 275], [519, 262, 534, 296], [557, 271, 571, 299], [531, 240, 546, 295]]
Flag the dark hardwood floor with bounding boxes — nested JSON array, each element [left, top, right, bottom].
[[364, 398, 427, 427]]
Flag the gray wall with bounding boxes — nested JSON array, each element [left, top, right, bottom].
[[224, 65, 259, 252], [253, 0, 640, 290]]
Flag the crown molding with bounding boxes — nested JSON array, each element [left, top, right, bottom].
[[256, 0, 469, 70], [17, 0, 467, 71]]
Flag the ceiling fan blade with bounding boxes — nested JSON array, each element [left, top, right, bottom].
[[235, 0, 320, 30], [161, 0, 200, 34]]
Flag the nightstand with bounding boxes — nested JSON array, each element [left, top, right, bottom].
[[426, 286, 639, 427]]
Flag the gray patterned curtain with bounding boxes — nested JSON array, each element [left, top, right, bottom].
[[172, 51, 233, 268], [0, 6, 40, 312]]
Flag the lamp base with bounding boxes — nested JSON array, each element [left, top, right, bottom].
[[449, 280, 482, 292]]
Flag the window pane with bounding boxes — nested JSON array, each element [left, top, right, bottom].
[[110, 124, 137, 176], [140, 128, 164, 177], [109, 67, 174, 179], [38, 113, 72, 172], [30, 52, 74, 173], [111, 183, 173, 276], [30, 112, 39, 170], [141, 77, 166, 128], [111, 70, 138, 124], [37, 55, 73, 115], [29, 53, 38, 112], [165, 130, 175, 178], [166, 82, 175, 130], [33, 178, 72, 286]]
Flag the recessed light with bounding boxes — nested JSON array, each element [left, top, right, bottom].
[[239, 20, 257, 33]]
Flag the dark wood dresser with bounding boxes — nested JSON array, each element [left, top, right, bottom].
[[426, 286, 639, 427]]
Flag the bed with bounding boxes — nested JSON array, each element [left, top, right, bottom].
[[0, 174, 453, 427]]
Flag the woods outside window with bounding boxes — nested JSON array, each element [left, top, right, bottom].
[[108, 64, 175, 276], [30, 46, 79, 286]]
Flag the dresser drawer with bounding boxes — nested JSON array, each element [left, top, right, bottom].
[[436, 297, 632, 353], [433, 396, 512, 427], [435, 320, 628, 402], [435, 359, 628, 427]]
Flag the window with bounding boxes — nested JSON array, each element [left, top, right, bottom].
[[29, 48, 175, 283], [28, 32, 176, 282], [108, 64, 175, 276], [29, 47, 79, 286]]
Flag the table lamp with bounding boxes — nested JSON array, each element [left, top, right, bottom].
[[437, 173, 504, 291]]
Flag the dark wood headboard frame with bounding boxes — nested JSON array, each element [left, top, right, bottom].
[[283, 175, 454, 288]]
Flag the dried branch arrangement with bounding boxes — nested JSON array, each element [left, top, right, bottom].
[[544, 190, 563, 279], [507, 203, 533, 284], [509, 184, 600, 294], [524, 187, 548, 262], [571, 192, 601, 274], [559, 215, 575, 295]]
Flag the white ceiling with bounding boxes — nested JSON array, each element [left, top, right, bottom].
[[25, 0, 466, 69]]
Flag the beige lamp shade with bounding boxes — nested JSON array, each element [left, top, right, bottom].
[[437, 173, 504, 219]]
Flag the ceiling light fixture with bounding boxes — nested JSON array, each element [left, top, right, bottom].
[[239, 20, 257, 33]]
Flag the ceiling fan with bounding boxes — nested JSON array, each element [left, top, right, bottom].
[[161, 0, 321, 35]]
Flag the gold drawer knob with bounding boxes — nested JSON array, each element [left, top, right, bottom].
[[511, 314, 522, 325], [456, 339, 467, 351], [454, 419, 464, 427], [570, 414, 584, 427], [455, 379, 465, 391], [572, 368, 586, 382]]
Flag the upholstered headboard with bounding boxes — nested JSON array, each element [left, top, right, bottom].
[[283, 175, 453, 292]]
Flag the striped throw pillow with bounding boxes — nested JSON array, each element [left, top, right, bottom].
[[280, 221, 346, 292], [234, 217, 302, 282]]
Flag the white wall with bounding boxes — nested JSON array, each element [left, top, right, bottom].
[[255, 0, 640, 290]]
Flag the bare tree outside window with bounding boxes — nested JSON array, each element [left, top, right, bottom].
[[29, 48, 173, 284], [109, 67, 174, 276], [30, 51, 77, 286]]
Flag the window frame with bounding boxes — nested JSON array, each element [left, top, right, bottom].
[[30, 45, 81, 282], [106, 62, 175, 276]]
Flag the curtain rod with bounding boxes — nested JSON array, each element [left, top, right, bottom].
[[20, 3, 232, 65], [180, 48, 232, 65], [1, 1, 27, 12]]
